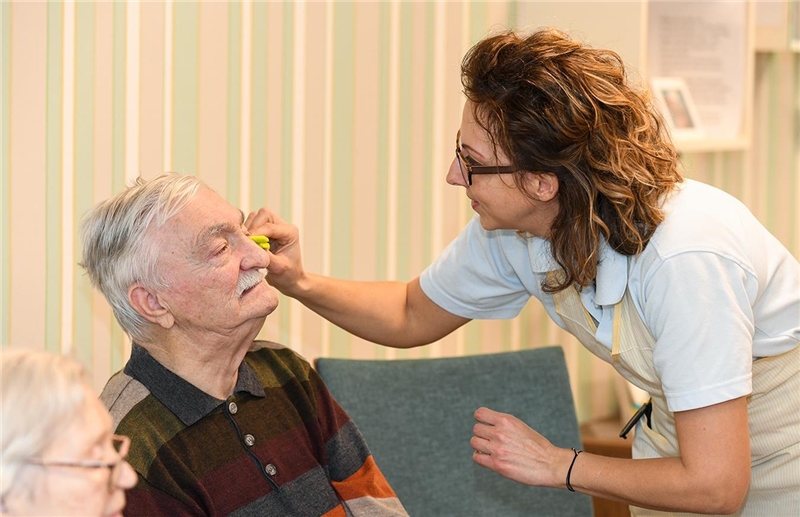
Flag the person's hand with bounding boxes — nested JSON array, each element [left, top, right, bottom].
[[245, 208, 306, 296], [471, 407, 568, 489]]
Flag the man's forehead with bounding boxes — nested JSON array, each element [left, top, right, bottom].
[[157, 190, 245, 249], [189, 207, 245, 248], [181, 189, 244, 224]]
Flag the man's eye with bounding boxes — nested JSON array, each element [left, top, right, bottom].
[[215, 244, 229, 256]]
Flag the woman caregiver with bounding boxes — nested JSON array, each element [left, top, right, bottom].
[[247, 29, 800, 516]]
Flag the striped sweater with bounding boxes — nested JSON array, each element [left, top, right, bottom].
[[100, 341, 407, 517]]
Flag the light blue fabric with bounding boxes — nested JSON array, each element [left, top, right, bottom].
[[316, 347, 593, 517], [420, 179, 800, 412]]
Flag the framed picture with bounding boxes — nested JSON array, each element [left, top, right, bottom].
[[791, 0, 800, 51], [651, 77, 704, 139]]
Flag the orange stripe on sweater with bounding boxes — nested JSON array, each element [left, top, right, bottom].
[[321, 505, 348, 517], [330, 455, 398, 501]]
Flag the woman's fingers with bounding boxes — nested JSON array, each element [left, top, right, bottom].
[[245, 207, 299, 256], [471, 407, 561, 488]]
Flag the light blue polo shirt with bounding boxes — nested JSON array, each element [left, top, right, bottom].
[[420, 180, 800, 411]]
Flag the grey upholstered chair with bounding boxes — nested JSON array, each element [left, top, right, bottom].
[[316, 346, 593, 517]]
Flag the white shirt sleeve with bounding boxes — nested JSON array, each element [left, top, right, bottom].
[[642, 251, 756, 412], [420, 218, 533, 320]]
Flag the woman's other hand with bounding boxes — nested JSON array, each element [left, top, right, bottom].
[[470, 407, 573, 489]]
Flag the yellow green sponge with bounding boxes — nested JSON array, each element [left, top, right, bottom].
[[249, 235, 270, 250]]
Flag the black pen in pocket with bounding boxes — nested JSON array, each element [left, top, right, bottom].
[[619, 399, 653, 439]]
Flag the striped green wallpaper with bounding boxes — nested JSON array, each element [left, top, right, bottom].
[[2, 1, 798, 424]]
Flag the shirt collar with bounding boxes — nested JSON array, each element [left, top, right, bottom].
[[526, 235, 628, 306], [526, 236, 560, 272], [594, 241, 628, 306], [124, 343, 266, 426]]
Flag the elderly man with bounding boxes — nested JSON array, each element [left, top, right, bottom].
[[82, 173, 407, 516]]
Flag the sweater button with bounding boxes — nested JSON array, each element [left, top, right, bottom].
[[244, 434, 255, 447], [228, 402, 238, 414], [265, 464, 277, 476]]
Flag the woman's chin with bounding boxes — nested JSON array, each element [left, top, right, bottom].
[[477, 217, 498, 231]]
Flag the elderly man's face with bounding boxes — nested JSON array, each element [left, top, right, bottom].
[[150, 187, 279, 336]]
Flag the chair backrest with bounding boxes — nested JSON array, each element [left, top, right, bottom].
[[316, 346, 593, 517]]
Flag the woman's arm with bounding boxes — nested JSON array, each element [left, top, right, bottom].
[[246, 208, 469, 348], [283, 273, 468, 348], [471, 396, 751, 514]]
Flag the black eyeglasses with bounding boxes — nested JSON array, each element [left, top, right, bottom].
[[455, 130, 517, 185], [28, 434, 131, 493]]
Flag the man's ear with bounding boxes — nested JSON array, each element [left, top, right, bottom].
[[529, 172, 559, 202], [128, 284, 174, 329]]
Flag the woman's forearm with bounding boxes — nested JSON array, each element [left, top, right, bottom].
[[277, 274, 469, 348], [472, 400, 750, 514], [566, 452, 747, 514]]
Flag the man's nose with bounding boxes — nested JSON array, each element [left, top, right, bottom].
[[241, 235, 270, 270]]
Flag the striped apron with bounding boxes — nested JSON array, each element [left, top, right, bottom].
[[551, 276, 800, 516]]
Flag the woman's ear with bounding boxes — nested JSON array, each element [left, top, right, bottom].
[[128, 284, 175, 329], [530, 172, 559, 202]]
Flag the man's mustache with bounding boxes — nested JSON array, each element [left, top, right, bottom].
[[236, 269, 266, 298]]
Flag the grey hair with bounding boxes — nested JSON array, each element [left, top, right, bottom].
[[0, 350, 89, 505], [79, 172, 202, 342]]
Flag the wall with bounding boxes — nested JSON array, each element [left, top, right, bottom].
[[2, 1, 798, 423]]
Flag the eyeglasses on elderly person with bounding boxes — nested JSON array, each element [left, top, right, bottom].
[[28, 435, 131, 494], [0, 350, 137, 516]]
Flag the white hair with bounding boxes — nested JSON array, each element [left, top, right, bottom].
[[0, 350, 89, 506], [80, 172, 203, 342]]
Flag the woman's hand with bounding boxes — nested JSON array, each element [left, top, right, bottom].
[[470, 407, 570, 489], [245, 208, 306, 296], [471, 399, 751, 515]]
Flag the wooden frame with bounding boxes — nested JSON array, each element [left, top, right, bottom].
[[651, 77, 705, 140]]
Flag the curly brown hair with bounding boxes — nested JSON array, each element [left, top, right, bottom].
[[461, 28, 682, 293]]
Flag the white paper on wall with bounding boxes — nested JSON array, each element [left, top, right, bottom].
[[647, 0, 747, 140]]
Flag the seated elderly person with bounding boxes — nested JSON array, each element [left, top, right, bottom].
[[80, 173, 407, 516], [1, 350, 137, 516]]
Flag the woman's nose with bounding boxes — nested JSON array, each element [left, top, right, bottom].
[[446, 157, 466, 187]]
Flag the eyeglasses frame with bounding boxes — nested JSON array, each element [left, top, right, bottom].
[[455, 130, 517, 185], [28, 434, 131, 493]]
